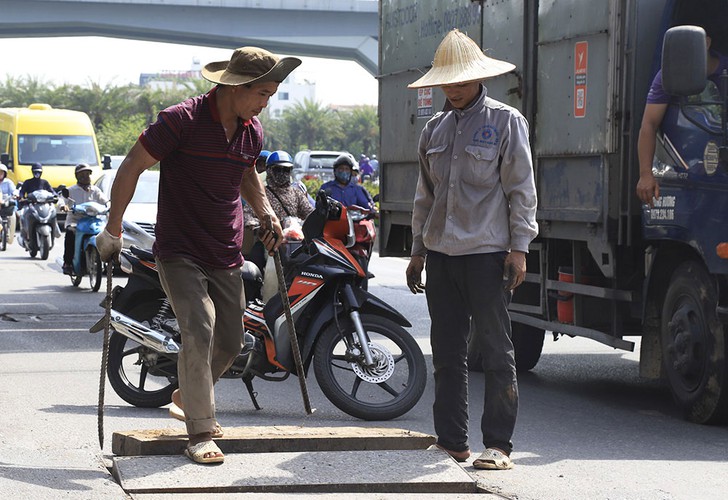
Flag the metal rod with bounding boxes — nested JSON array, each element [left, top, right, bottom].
[[273, 248, 314, 415]]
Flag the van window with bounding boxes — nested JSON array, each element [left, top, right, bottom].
[[0, 130, 8, 152], [18, 134, 98, 166]]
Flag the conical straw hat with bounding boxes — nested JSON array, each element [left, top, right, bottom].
[[408, 29, 515, 89]]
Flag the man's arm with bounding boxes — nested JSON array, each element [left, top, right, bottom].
[[105, 140, 158, 236], [636, 102, 668, 207]]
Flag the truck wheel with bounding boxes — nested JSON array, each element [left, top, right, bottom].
[[468, 322, 545, 372], [512, 323, 545, 372], [661, 261, 728, 424]]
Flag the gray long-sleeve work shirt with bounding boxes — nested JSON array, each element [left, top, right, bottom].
[[411, 86, 538, 257]]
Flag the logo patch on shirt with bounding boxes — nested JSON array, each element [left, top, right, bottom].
[[473, 125, 499, 147]]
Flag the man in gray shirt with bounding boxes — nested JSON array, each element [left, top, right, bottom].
[[405, 29, 538, 470]]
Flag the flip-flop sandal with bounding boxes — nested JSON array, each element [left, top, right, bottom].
[[169, 403, 224, 438], [473, 448, 514, 470], [184, 440, 224, 464]]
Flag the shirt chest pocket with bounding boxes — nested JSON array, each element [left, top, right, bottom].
[[425, 144, 449, 182], [462, 145, 499, 187]]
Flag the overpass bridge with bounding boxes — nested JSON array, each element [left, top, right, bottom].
[[0, 0, 379, 75]]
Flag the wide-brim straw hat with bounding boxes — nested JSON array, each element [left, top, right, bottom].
[[408, 29, 515, 88], [202, 46, 301, 86]]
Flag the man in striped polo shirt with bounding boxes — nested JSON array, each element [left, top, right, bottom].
[[97, 46, 301, 464]]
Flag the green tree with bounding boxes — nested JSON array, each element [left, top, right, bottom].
[[337, 105, 378, 156], [283, 98, 341, 150], [96, 113, 148, 156]]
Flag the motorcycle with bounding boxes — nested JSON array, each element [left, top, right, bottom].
[[65, 200, 109, 292], [0, 195, 17, 251], [91, 192, 427, 421], [16, 189, 61, 260]]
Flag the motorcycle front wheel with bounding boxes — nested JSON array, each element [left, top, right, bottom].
[[38, 233, 50, 260], [86, 246, 103, 292], [1, 219, 7, 251], [107, 302, 178, 408], [313, 313, 427, 420]]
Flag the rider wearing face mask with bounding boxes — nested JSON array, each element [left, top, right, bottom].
[[244, 150, 314, 227], [58, 163, 109, 274], [243, 150, 314, 271], [321, 154, 374, 209], [18, 163, 52, 199]]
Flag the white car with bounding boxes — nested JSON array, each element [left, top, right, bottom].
[[95, 169, 158, 249], [292, 150, 352, 182]]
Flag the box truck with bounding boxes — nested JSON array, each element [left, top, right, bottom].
[[378, 0, 728, 423]]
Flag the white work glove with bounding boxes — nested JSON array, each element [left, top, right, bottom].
[[97, 228, 122, 263]]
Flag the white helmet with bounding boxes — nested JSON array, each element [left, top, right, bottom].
[[0, 163, 7, 174]]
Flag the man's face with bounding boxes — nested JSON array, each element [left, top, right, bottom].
[[76, 170, 91, 187], [231, 81, 280, 120], [441, 81, 481, 110]]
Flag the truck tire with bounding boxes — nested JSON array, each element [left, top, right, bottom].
[[661, 261, 728, 424], [468, 322, 545, 373]]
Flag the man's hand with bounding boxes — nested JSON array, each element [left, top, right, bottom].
[[406, 255, 426, 294], [97, 229, 122, 263], [503, 251, 527, 291], [636, 172, 660, 207], [260, 214, 284, 254]]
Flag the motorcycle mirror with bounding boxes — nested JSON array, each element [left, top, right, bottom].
[[373, 194, 380, 203], [60, 187, 70, 198]]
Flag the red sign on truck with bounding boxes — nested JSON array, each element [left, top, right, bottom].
[[574, 41, 588, 118]]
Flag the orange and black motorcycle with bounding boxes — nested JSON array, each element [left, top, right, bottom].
[[91, 192, 426, 421]]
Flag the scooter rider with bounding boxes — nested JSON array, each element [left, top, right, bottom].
[[0, 163, 18, 243], [320, 154, 375, 209], [18, 163, 52, 198], [58, 163, 108, 275], [17, 163, 54, 242]]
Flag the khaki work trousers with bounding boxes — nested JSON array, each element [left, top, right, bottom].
[[156, 257, 244, 436]]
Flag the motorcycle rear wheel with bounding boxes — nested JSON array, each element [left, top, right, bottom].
[[313, 314, 427, 420], [86, 246, 103, 292], [107, 302, 178, 408]]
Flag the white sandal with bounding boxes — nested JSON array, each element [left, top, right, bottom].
[[473, 448, 513, 470], [184, 440, 224, 464]]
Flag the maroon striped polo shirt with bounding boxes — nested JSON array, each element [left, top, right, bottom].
[[140, 86, 262, 268]]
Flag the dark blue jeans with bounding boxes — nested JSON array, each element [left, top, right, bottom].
[[425, 251, 518, 454]]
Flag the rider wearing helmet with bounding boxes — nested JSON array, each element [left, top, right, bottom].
[[0, 163, 15, 198], [245, 150, 314, 225], [58, 163, 109, 274], [0, 163, 18, 243], [320, 154, 374, 209], [243, 150, 314, 269], [18, 162, 53, 199]]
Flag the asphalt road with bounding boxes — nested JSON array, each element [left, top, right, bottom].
[[0, 239, 726, 499]]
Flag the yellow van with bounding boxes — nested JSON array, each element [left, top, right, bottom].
[[0, 103, 102, 190]]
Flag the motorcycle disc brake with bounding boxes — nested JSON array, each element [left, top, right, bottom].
[[350, 342, 395, 383]]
